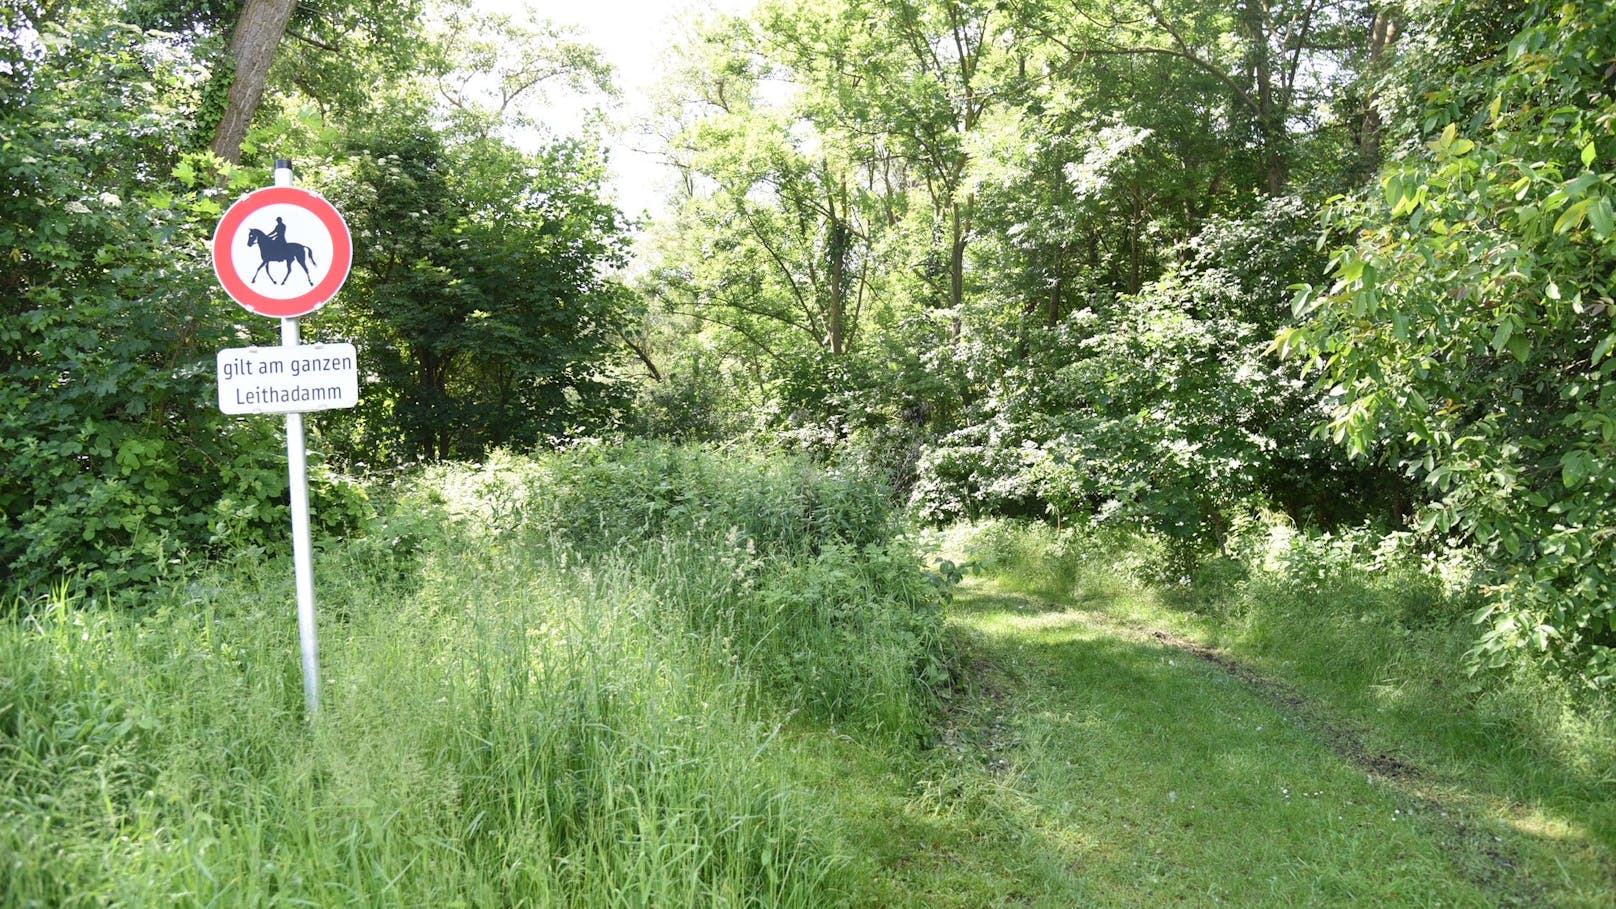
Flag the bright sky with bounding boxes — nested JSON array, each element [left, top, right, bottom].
[[517, 0, 759, 223]]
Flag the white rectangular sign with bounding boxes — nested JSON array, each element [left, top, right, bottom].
[[217, 343, 359, 415]]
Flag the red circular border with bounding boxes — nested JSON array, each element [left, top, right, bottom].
[[212, 186, 352, 319]]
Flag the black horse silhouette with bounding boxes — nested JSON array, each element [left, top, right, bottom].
[[246, 227, 318, 286]]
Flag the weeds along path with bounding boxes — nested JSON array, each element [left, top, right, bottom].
[[860, 581, 1583, 908]]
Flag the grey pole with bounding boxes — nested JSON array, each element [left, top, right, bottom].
[[275, 158, 321, 717]]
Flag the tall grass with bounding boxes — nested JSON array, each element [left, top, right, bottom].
[[419, 442, 946, 737], [2, 443, 945, 906]]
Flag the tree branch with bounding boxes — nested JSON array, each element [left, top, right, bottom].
[[733, 196, 823, 335], [610, 324, 663, 382], [285, 28, 339, 54], [664, 307, 788, 366], [1028, 11, 1261, 118]]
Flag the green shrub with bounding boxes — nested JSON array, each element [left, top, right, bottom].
[[1, 441, 948, 904], [1283, 0, 1616, 685], [0, 12, 368, 597], [740, 541, 944, 734], [909, 198, 1403, 556], [418, 442, 946, 738], [525, 441, 901, 556]]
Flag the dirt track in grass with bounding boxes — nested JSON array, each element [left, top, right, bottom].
[[915, 584, 1567, 907]]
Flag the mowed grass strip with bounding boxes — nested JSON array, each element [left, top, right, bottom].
[[946, 519, 1616, 908], [858, 584, 1513, 908]]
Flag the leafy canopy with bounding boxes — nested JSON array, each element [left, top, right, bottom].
[[1283, 1, 1616, 682]]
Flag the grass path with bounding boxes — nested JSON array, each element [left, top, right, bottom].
[[808, 579, 1608, 908]]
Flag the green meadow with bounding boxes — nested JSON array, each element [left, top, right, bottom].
[[11, 2, 1616, 905], [5, 445, 1613, 907]]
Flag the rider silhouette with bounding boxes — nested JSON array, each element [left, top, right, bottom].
[[247, 215, 317, 286]]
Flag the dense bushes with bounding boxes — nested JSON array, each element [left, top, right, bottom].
[[1285, 0, 1616, 684], [911, 198, 1402, 550], [0, 12, 374, 594], [1, 6, 633, 595], [0, 15, 270, 591]]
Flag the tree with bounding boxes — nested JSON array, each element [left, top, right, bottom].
[[1283, 1, 1616, 683], [784, 0, 1002, 319], [209, 0, 297, 163], [123, 0, 424, 163], [326, 105, 631, 464], [644, 8, 887, 433], [0, 6, 318, 591], [0, 0, 623, 592], [636, 0, 1392, 501], [643, 1, 1011, 452], [429, 1, 612, 139], [1013, 0, 1375, 198]]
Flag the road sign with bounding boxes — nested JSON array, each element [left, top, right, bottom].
[[212, 186, 352, 318], [217, 343, 359, 415]]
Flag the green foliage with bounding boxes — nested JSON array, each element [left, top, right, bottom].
[[453, 441, 902, 554], [0, 442, 955, 904], [1, 0, 640, 591], [421, 442, 947, 737], [1285, 0, 1616, 684], [0, 12, 344, 592], [633, 345, 754, 442], [636, 0, 1004, 462], [0, 536, 847, 906], [425, 0, 614, 137], [633, 0, 1391, 566], [913, 199, 1395, 558], [322, 105, 632, 465]]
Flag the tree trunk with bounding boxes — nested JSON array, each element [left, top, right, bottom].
[[949, 197, 970, 341], [827, 178, 848, 355], [210, 0, 298, 164], [1241, 0, 1286, 196], [1358, 8, 1400, 176], [828, 244, 845, 355], [1048, 273, 1062, 328]]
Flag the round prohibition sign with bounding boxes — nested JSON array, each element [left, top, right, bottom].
[[213, 186, 352, 319]]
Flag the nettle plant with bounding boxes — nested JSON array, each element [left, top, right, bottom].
[[1283, 1, 1616, 684]]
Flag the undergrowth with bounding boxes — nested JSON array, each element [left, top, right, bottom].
[[0, 442, 946, 907]]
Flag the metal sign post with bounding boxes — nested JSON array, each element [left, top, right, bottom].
[[212, 158, 356, 717], [276, 162, 321, 715], [283, 314, 321, 715]]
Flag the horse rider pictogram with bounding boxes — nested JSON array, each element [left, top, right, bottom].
[[247, 216, 319, 286]]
